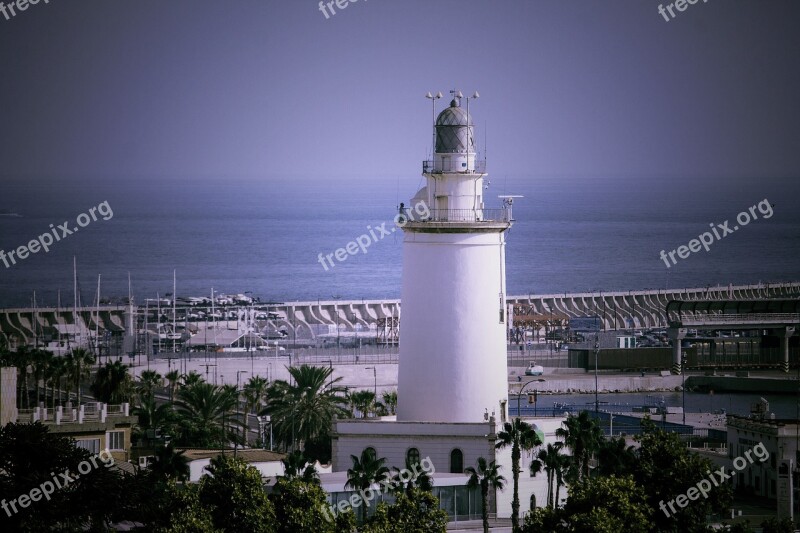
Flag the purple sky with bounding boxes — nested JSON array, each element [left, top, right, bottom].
[[0, 0, 798, 184]]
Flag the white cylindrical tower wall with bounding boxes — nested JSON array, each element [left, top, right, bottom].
[[396, 231, 508, 423]]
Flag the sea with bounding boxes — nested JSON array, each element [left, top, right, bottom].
[[0, 174, 798, 308]]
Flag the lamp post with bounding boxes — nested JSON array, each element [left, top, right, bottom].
[[594, 333, 600, 414], [365, 366, 377, 398], [235, 370, 248, 456], [516, 378, 546, 418], [425, 91, 442, 166], [682, 354, 687, 425]]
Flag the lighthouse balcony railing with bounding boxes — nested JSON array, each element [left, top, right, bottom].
[[422, 160, 487, 174], [406, 208, 511, 224]]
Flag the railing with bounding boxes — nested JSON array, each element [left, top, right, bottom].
[[422, 160, 487, 174], [402, 208, 510, 224]]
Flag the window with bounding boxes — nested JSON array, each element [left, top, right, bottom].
[[450, 449, 464, 474], [363, 447, 376, 462], [406, 447, 420, 466], [75, 438, 100, 454], [107, 431, 125, 451]]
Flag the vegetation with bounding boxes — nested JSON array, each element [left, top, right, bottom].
[[496, 417, 542, 531], [466, 457, 506, 533], [346, 448, 391, 523]]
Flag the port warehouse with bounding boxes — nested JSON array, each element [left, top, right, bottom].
[[0, 282, 798, 369], [567, 340, 800, 372]]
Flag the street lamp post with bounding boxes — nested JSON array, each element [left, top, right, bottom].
[[235, 370, 248, 457], [682, 354, 687, 425], [594, 333, 600, 414], [365, 366, 377, 398], [516, 378, 546, 418]]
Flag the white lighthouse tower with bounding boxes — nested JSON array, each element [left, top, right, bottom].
[[396, 90, 512, 423]]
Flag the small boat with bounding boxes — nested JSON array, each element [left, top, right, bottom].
[[0, 209, 22, 217]]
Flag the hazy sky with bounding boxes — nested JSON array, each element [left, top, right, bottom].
[[0, 0, 798, 184]]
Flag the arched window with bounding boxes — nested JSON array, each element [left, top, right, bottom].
[[406, 447, 420, 466], [363, 447, 377, 462], [450, 449, 464, 473]]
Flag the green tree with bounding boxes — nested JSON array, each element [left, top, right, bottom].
[[149, 481, 221, 533], [349, 389, 377, 418], [174, 381, 239, 448], [270, 477, 355, 533], [137, 369, 162, 401], [634, 417, 731, 533], [362, 488, 448, 533], [132, 394, 176, 446], [381, 390, 398, 415], [595, 435, 636, 478], [466, 457, 506, 533], [762, 517, 795, 533], [0, 422, 125, 531], [346, 449, 391, 523], [198, 455, 276, 533], [530, 442, 570, 509], [149, 443, 190, 482], [496, 418, 542, 531], [261, 364, 349, 456], [165, 369, 181, 403], [90, 359, 133, 403], [66, 348, 95, 405], [561, 475, 651, 533], [555, 411, 603, 482], [45, 354, 68, 409], [29, 348, 52, 407], [280, 450, 320, 484]]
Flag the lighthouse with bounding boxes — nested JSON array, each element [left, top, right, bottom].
[[396, 90, 512, 423]]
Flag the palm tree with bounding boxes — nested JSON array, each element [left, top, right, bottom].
[[496, 418, 542, 531], [66, 348, 95, 405], [137, 370, 162, 401], [261, 364, 349, 452], [132, 394, 175, 446], [391, 456, 433, 495], [555, 411, 603, 482], [345, 449, 390, 523], [530, 442, 569, 509], [181, 370, 204, 389], [242, 375, 268, 416], [45, 356, 68, 410], [466, 457, 506, 533], [149, 443, 190, 482], [280, 450, 320, 484], [164, 369, 181, 403], [30, 348, 52, 407], [381, 390, 397, 415], [10, 346, 32, 408], [596, 435, 637, 478], [90, 360, 133, 404], [175, 381, 239, 448], [349, 390, 376, 418]]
